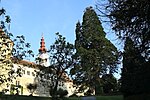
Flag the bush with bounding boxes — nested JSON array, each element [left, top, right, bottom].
[[57, 88, 68, 98], [26, 83, 37, 96]]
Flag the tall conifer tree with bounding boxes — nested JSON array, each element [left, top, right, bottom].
[[97, 0, 150, 98], [71, 7, 119, 95], [121, 37, 150, 97]]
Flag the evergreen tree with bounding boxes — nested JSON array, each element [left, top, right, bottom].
[[71, 7, 119, 95], [102, 74, 118, 94], [121, 37, 150, 97], [97, 0, 150, 98], [97, 0, 150, 61]]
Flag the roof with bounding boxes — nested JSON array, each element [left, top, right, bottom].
[[11, 57, 38, 69], [62, 73, 73, 83], [11, 57, 73, 82]]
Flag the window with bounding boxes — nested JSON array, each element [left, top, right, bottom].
[[16, 81, 20, 86], [32, 72, 35, 76], [27, 71, 30, 75], [22, 70, 25, 74]]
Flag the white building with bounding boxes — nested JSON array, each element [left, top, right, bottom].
[[0, 32, 76, 97]]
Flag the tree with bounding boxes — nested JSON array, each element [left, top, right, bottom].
[[102, 74, 118, 94], [38, 33, 74, 100], [97, 0, 150, 98], [26, 83, 37, 96], [121, 37, 149, 97], [0, 2, 34, 93], [97, 0, 149, 60], [71, 7, 119, 95], [56, 88, 68, 99]]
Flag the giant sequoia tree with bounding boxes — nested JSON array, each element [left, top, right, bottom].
[[71, 7, 119, 95]]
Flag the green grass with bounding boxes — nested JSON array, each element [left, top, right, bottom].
[[0, 95, 50, 100], [66, 95, 123, 100], [65, 97, 81, 100], [124, 94, 150, 100], [96, 95, 123, 100], [0, 95, 123, 100]]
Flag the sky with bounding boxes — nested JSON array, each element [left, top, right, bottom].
[[1, 0, 95, 59], [1, 1, 122, 58], [1, 0, 122, 78]]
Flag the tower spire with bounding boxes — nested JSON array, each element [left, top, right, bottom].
[[39, 35, 47, 53]]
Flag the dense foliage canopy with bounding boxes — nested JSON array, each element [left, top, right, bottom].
[[71, 7, 119, 95], [97, 0, 150, 61], [97, 0, 150, 98]]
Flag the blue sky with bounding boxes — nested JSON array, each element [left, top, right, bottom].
[[1, 0, 122, 60], [1, 0, 122, 78], [1, 0, 95, 59]]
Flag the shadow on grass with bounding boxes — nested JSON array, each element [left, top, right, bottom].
[[0, 95, 50, 100], [0, 94, 125, 100], [96, 95, 123, 100], [124, 94, 150, 100]]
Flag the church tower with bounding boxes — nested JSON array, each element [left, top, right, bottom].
[[37, 35, 50, 67]]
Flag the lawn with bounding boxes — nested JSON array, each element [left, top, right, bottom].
[[0, 95, 123, 100], [96, 95, 123, 100]]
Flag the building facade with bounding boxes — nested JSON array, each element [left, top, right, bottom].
[[0, 31, 76, 97]]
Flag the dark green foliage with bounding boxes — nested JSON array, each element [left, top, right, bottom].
[[121, 38, 150, 97], [71, 7, 119, 95], [102, 74, 118, 94], [10, 84, 23, 95], [56, 88, 68, 98], [97, 0, 150, 60], [27, 83, 37, 96], [97, 0, 150, 98]]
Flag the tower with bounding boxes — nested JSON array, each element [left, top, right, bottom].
[[37, 35, 50, 67]]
